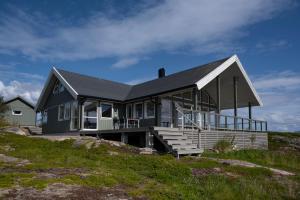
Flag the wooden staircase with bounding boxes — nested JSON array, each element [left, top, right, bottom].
[[152, 127, 203, 156], [25, 126, 43, 135]]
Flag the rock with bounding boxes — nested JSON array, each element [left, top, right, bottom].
[[0, 145, 15, 152], [108, 151, 119, 156], [4, 127, 27, 135], [0, 154, 30, 166], [139, 148, 154, 155]]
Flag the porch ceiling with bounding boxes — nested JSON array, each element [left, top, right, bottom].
[[203, 62, 260, 110]]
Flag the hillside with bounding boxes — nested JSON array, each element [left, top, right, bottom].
[[0, 131, 299, 200]]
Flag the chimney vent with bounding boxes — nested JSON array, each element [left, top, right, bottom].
[[158, 68, 165, 78]]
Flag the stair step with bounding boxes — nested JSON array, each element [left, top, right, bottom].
[[172, 144, 198, 150], [176, 149, 203, 155], [158, 131, 183, 136], [162, 135, 188, 140], [167, 140, 193, 145], [154, 127, 180, 132]]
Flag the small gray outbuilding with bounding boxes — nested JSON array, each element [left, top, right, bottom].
[[3, 96, 36, 126]]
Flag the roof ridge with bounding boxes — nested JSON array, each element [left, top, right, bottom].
[[56, 68, 132, 87], [131, 56, 230, 87]]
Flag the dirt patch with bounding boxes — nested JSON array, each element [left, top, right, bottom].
[[0, 154, 30, 167], [0, 167, 90, 179], [205, 157, 295, 176], [192, 167, 239, 178], [3, 183, 145, 200]]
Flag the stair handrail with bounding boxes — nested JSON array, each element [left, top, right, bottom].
[[174, 102, 203, 131]]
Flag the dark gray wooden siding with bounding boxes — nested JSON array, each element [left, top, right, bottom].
[[42, 87, 75, 134]]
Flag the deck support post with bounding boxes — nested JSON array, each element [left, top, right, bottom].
[[145, 131, 153, 148], [233, 77, 238, 130], [216, 76, 221, 129], [121, 133, 128, 144], [248, 102, 252, 131]]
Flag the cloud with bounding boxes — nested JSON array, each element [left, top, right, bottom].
[[255, 39, 289, 53], [112, 57, 140, 68], [252, 71, 300, 131], [0, 0, 294, 66], [0, 70, 44, 83], [0, 80, 42, 103]]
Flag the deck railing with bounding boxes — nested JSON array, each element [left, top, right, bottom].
[[118, 118, 140, 129], [175, 103, 267, 132]]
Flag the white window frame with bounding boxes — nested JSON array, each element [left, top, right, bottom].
[[70, 101, 79, 131], [58, 104, 65, 121], [144, 101, 155, 119], [82, 101, 98, 131], [64, 102, 71, 120], [42, 109, 48, 124], [100, 102, 113, 119], [134, 102, 143, 119], [12, 110, 23, 116]]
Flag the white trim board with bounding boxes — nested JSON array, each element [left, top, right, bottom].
[[35, 67, 79, 111], [195, 55, 263, 106]]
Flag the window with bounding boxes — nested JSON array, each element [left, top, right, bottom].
[[58, 104, 65, 121], [42, 110, 48, 124], [100, 103, 112, 118], [12, 110, 22, 116], [126, 104, 133, 118], [70, 101, 79, 130], [59, 83, 64, 93], [53, 81, 64, 95], [83, 101, 98, 130], [134, 103, 143, 119], [64, 102, 71, 120], [144, 101, 155, 118]]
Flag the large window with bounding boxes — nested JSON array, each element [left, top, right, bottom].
[[126, 104, 133, 118], [83, 101, 97, 130], [134, 103, 143, 119], [58, 104, 65, 121], [100, 103, 112, 118], [144, 101, 155, 118], [70, 102, 79, 130], [64, 102, 71, 120]]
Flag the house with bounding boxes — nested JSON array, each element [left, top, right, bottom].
[[35, 55, 268, 156], [3, 96, 36, 126]]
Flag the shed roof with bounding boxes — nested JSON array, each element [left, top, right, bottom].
[[4, 96, 35, 109]]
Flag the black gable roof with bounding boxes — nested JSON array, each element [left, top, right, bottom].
[[126, 57, 229, 100], [57, 57, 229, 101], [57, 69, 132, 101]]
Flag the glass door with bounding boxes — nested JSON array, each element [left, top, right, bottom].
[[82, 101, 98, 130]]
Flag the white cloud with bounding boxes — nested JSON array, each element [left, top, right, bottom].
[[252, 71, 300, 131], [112, 57, 139, 68], [0, 70, 44, 83], [0, 80, 42, 103], [0, 0, 293, 67], [255, 39, 289, 53]]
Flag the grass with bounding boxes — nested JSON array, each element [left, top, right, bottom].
[[0, 132, 299, 199], [203, 132, 300, 173]]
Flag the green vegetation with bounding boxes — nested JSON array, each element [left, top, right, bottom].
[[0, 95, 9, 128], [213, 139, 233, 153], [0, 132, 299, 199]]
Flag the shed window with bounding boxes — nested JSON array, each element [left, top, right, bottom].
[[101, 103, 112, 118], [58, 104, 65, 121], [144, 101, 155, 118], [134, 103, 143, 119], [12, 110, 22, 116]]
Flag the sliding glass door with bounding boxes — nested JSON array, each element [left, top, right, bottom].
[[82, 101, 98, 130]]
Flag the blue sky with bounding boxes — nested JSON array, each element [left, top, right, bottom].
[[0, 0, 299, 131]]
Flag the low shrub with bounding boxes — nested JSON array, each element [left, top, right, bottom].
[[214, 140, 233, 153]]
